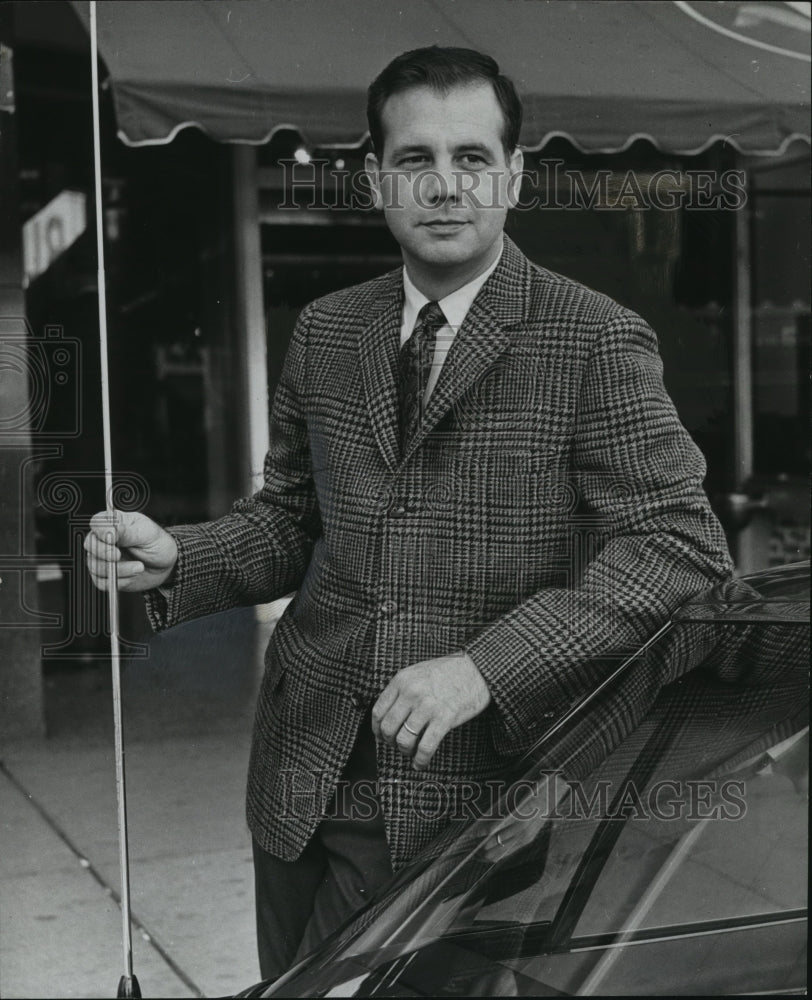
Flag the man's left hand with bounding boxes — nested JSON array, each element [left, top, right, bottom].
[[371, 652, 491, 770]]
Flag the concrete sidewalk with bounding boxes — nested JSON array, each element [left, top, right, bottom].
[[1, 604, 278, 999]]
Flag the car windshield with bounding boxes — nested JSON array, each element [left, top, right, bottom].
[[264, 608, 808, 997]]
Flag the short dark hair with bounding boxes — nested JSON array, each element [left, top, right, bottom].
[[367, 46, 523, 158]]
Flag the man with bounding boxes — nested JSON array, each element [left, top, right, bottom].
[[85, 47, 732, 979]]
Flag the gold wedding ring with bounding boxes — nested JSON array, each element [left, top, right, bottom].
[[403, 722, 420, 736]]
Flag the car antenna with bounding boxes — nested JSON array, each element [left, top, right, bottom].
[[89, 3, 141, 996]]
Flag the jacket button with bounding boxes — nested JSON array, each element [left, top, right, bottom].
[[379, 599, 397, 614], [350, 692, 366, 711], [390, 505, 407, 517], [375, 488, 394, 512]]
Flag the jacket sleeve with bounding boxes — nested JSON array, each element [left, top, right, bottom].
[[464, 311, 734, 752], [144, 305, 320, 631]]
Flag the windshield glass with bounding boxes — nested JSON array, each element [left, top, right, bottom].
[[268, 617, 808, 998]]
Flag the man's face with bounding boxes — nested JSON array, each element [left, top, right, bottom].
[[365, 83, 523, 286]]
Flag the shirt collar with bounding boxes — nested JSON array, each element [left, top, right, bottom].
[[402, 241, 503, 333]]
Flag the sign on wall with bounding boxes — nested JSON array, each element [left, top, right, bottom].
[[22, 190, 87, 285]]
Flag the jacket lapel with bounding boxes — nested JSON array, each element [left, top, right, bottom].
[[358, 273, 403, 474], [358, 236, 535, 470], [400, 236, 533, 462], [400, 296, 510, 462]]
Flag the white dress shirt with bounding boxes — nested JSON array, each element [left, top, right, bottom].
[[400, 242, 503, 403]]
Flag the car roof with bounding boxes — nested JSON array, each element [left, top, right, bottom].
[[672, 561, 810, 625]]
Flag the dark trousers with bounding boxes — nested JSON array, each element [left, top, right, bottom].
[[252, 722, 394, 981]]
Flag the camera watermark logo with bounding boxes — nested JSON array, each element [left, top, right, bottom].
[[0, 319, 82, 440], [0, 316, 151, 658]]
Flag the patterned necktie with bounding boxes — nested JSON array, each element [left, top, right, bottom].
[[398, 300, 446, 454]]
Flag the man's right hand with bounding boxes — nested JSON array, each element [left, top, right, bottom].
[[84, 510, 178, 592]]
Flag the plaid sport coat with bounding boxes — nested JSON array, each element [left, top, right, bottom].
[[145, 235, 733, 868]]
